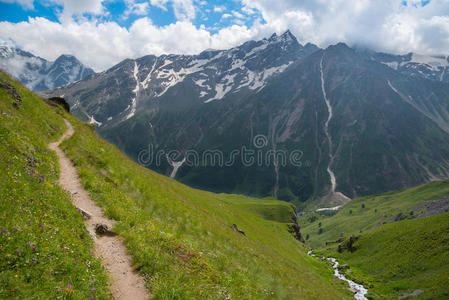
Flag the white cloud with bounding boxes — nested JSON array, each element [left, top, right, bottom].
[[150, 0, 195, 20], [49, 0, 105, 22], [221, 13, 231, 19], [232, 11, 244, 19], [0, 0, 34, 9], [124, 1, 150, 18], [241, 0, 449, 55], [1, 0, 449, 73], [0, 16, 256, 71], [213, 5, 225, 13]]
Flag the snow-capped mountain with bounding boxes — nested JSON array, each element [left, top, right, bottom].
[[0, 46, 94, 91], [46, 30, 318, 125], [358, 49, 449, 82], [45, 31, 449, 207]]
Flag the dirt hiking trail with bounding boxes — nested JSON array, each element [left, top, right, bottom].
[[49, 119, 149, 300]]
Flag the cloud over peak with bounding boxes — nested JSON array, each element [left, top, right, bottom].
[[0, 0, 448, 71]]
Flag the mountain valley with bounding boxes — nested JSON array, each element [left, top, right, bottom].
[[42, 31, 449, 209]]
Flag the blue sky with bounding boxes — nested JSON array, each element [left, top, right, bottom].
[[0, 0, 447, 71], [0, 0, 263, 33]]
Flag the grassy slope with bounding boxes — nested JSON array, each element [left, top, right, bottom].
[[61, 112, 353, 299], [0, 71, 352, 298], [0, 71, 110, 299], [298, 179, 449, 299], [319, 213, 449, 299], [299, 180, 449, 248]]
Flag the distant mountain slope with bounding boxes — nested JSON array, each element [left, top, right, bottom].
[[299, 178, 449, 248], [368, 50, 449, 82], [46, 30, 317, 125], [0, 70, 352, 299], [318, 212, 449, 299], [0, 46, 94, 91], [301, 178, 449, 298], [45, 32, 449, 208]]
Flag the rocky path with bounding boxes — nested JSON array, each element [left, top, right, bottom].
[[49, 119, 149, 300]]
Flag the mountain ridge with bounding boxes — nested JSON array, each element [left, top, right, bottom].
[[43, 31, 449, 208], [0, 46, 94, 91]]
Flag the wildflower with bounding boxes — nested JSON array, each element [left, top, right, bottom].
[[66, 283, 74, 295], [91, 287, 96, 293], [32, 257, 37, 263], [13, 227, 17, 232], [40, 224, 45, 228], [74, 261, 78, 265], [14, 274, 18, 278], [1, 228, 5, 234], [32, 246, 36, 251], [17, 250, 21, 255], [25, 260, 29, 264], [44, 214, 48, 217], [47, 255, 51, 258], [28, 241, 31, 246]]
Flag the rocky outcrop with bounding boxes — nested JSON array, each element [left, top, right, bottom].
[[288, 210, 305, 242], [231, 224, 246, 236], [0, 79, 22, 107], [46, 97, 70, 112], [95, 223, 118, 237]]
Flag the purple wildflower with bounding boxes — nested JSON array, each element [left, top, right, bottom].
[[40, 224, 45, 228], [17, 250, 21, 255], [13, 227, 17, 232], [1, 228, 5, 234], [67, 283, 72, 289], [47, 255, 51, 258], [91, 287, 96, 292], [28, 241, 31, 246], [32, 257, 37, 263], [74, 261, 78, 265], [32, 246, 36, 251]]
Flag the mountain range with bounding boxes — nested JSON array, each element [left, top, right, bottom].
[[0, 46, 94, 91], [37, 30, 449, 208]]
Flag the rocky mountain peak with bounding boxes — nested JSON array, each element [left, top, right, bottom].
[[0, 46, 94, 91]]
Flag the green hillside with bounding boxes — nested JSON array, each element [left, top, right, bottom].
[[299, 180, 449, 248], [0, 72, 111, 299], [318, 213, 449, 299], [299, 178, 449, 299], [0, 71, 352, 299]]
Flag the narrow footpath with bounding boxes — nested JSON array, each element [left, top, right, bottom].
[[49, 119, 149, 300]]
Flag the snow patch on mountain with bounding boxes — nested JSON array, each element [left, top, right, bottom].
[[0, 46, 94, 91], [410, 53, 449, 70], [205, 83, 232, 103], [126, 61, 140, 120], [89, 115, 102, 126], [381, 61, 399, 70]]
